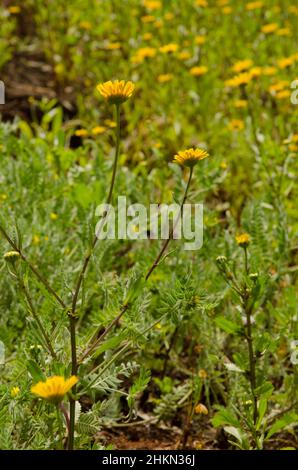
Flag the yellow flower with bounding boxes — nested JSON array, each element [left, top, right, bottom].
[[220, 160, 228, 169], [196, 0, 208, 7], [91, 126, 106, 135], [141, 15, 155, 23], [223, 6, 232, 14], [79, 21, 92, 30], [195, 35, 206, 45], [105, 42, 121, 50], [11, 386, 20, 398], [277, 57, 295, 69], [275, 90, 291, 100], [246, 1, 263, 10], [198, 369, 208, 379], [261, 66, 277, 76], [234, 99, 248, 108], [249, 66, 262, 77], [261, 23, 279, 34], [235, 233, 250, 247], [31, 376, 78, 404], [159, 43, 179, 53], [195, 403, 209, 414], [190, 65, 208, 76], [50, 212, 58, 220], [97, 80, 135, 105], [157, 74, 173, 83], [131, 47, 156, 63], [269, 80, 289, 94], [276, 28, 291, 36], [225, 72, 253, 87], [33, 235, 40, 245], [144, 0, 161, 10], [227, 119, 244, 131], [173, 148, 209, 168], [104, 119, 117, 128], [232, 59, 253, 73], [164, 12, 174, 20], [75, 128, 88, 137], [178, 51, 192, 60], [143, 32, 153, 40], [8, 6, 21, 14]]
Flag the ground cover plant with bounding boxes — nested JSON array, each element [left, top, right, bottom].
[[0, 0, 297, 451]]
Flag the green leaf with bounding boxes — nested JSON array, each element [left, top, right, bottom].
[[26, 360, 45, 382], [215, 316, 241, 335], [212, 407, 240, 428], [256, 398, 267, 430], [266, 412, 298, 440], [254, 381, 274, 398]]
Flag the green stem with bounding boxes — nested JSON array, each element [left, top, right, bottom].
[[244, 297, 258, 426], [68, 103, 121, 450], [244, 246, 249, 275], [56, 405, 64, 450], [145, 166, 193, 281], [18, 276, 57, 359]]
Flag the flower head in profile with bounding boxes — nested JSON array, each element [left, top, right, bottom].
[[11, 386, 20, 398], [173, 148, 209, 168], [4, 251, 20, 265], [235, 233, 250, 247], [195, 403, 209, 415], [97, 80, 135, 105], [31, 376, 78, 405]]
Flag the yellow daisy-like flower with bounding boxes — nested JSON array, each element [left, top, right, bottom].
[[173, 148, 209, 168], [235, 233, 250, 247], [159, 43, 179, 54], [261, 23, 279, 34], [11, 386, 20, 398], [190, 66, 208, 76], [4, 251, 20, 264], [246, 1, 263, 10], [31, 376, 78, 404], [224, 72, 253, 87], [232, 59, 253, 73], [157, 74, 173, 83], [97, 80, 135, 105], [91, 126, 106, 135]]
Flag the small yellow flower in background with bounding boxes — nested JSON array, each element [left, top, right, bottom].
[[275, 90, 291, 100], [269, 81, 289, 94], [31, 376, 78, 404], [11, 386, 20, 398], [105, 42, 121, 50], [97, 80, 135, 105], [220, 160, 228, 169], [79, 21, 92, 30], [4, 251, 20, 264], [91, 126, 106, 135], [246, 1, 263, 10], [50, 212, 58, 221], [1, 194, 8, 200], [262, 66, 277, 76], [222, 6, 232, 14], [196, 0, 208, 7], [198, 369, 208, 379], [225, 72, 253, 87], [8, 6, 21, 14], [261, 23, 279, 34], [236, 233, 250, 247], [143, 32, 153, 41], [288, 6, 298, 15], [159, 43, 179, 54], [227, 119, 244, 131], [104, 119, 117, 128], [195, 35, 206, 45], [75, 128, 88, 137], [232, 59, 253, 73], [157, 74, 173, 83], [277, 57, 295, 69], [217, 0, 229, 5], [33, 235, 40, 245], [131, 47, 156, 63], [173, 148, 209, 168], [276, 28, 291, 36], [141, 15, 155, 23], [164, 12, 174, 20], [190, 66, 208, 76], [289, 144, 298, 152], [154, 19, 163, 28], [249, 66, 262, 77], [178, 51, 192, 61], [144, 0, 161, 10], [234, 99, 248, 108], [195, 403, 209, 415]]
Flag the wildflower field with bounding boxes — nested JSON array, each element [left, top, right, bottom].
[[0, 0, 297, 452]]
